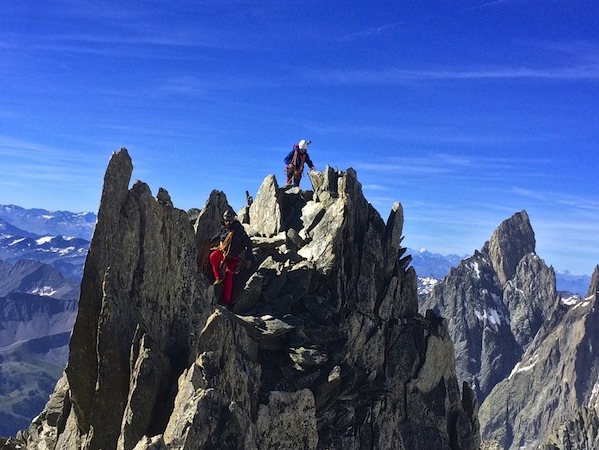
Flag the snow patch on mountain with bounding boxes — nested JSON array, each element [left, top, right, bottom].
[[470, 261, 481, 278], [29, 286, 58, 297], [417, 276, 441, 297], [509, 355, 539, 380], [474, 307, 502, 327], [561, 293, 582, 306], [36, 236, 54, 245]]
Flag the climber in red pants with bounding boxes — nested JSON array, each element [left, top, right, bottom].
[[209, 210, 253, 306]]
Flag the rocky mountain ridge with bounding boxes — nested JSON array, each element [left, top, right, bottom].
[[0, 293, 77, 349], [0, 292, 76, 437], [2, 148, 480, 450], [420, 211, 557, 402], [541, 405, 599, 450], [0, 259, 79, 301]]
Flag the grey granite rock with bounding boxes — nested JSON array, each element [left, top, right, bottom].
[[10, 155, 479, 450]]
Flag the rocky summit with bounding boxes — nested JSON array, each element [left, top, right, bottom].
[[1, 148, 480, 450]]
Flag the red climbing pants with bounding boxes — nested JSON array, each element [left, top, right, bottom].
[[209, 249, 239, 306]]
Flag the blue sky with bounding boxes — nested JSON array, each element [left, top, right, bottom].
[[1, 1, 598, 275]]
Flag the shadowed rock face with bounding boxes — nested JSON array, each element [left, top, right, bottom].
[[478, 266, 599, 450], [6, 149, 480, 450], [540, 406, 599, 450]]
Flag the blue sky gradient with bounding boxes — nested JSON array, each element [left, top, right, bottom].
[[1, 1, 598, 274]]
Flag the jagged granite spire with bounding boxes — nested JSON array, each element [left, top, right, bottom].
[[420, 211, 557, 405], [484, 210, 536, 284], [5, 153, 480, 450]]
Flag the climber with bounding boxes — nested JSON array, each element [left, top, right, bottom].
[[209, 209, 253, 307], [284, 139, 316, 187]]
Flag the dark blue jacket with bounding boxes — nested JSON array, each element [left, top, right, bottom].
[[284, 145, 314, 170]]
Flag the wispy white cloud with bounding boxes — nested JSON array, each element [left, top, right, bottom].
[[307, 63, 599, 85], [532, 216, 599, 274], [0, 3, 247, 58], [0, 135, 113, 211], [0, 136, 109, 206], [336, 21, 404, 42], [41, 0, 156, 22], [362, 184, 390, 192], [0, 135, 99, 165], [524, 39, 599, 59], [3, 163, 93, 184], [400, 194, 599, 274], [468, 0, 514, 11], [352, 152, 550, 179], [5, 31, 242, 59], [512, 187, 599, 214], [297, 121, 573, 152], [0, 180, 21, 187]]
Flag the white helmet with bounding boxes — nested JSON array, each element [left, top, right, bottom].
[[223, 210, 235, 221], [298, 139, 311, 150]]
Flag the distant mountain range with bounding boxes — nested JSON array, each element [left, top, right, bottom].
[[0, 207, 93, 282], [408, 247, 463, 278], [0, 205, 95, 240], [0, 205, 591, 297], [0, 205, 92, 437]]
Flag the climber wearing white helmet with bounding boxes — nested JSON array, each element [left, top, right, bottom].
[[284, 139, 316, 187]]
